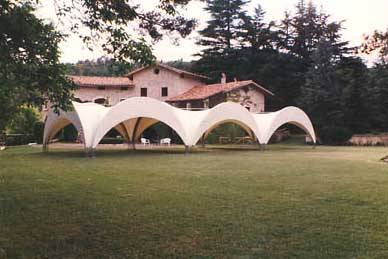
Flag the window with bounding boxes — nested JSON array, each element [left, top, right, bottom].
[[94, 98, 107, 105], [140, 88, 147, 97], [161, 87, 168, 97], [97, 86, 106, 90], [120, 86, 129, 91], [154, 68, 160, 75]]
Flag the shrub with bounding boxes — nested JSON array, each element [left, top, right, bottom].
[[319, 126, 353, 145], [6, 107, 40, 135], [33, 121, 45, 144], [5, 134, 34, 146], [62, 124, 78, 142]]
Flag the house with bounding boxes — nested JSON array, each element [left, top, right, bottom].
[[67, 63, 274, 113]]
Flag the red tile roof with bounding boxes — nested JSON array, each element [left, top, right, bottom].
[[68, 75, 134, 88], [127, 63, 209, 80], [167, 80, 274, 102]]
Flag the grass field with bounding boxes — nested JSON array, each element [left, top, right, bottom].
[[1, 144, 388, 258]]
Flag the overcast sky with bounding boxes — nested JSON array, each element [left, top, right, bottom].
[[37, 0, 388, 64]]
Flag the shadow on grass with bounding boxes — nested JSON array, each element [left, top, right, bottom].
[[33, 144, 320, 159], [36, 147, 212, 159]]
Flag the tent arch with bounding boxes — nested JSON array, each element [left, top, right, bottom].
[[92, 97, 189, 148], [189, 102, 263, 146], [257, 107, 316, 144], [43, 112, 84, 149], [43, 102, 109, 150], [202, 119, 255, 140]]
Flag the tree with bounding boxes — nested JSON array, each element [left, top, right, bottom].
[[366, 64, 388, 132], [0, 0, 197, 132], [6, 107, 40, 135], [359, 29, 388, 63], [361, 29, 388, 132], [298, 39, 343, 131], [66, 57, 134, 76], [55, 0, 197, 64], [277, 0, 349, 63], [194, 0, 249, 80], [198, 0, 248, 55], [336, 57, 370, 133], [241, 4, 277, 52], [0, 1, 75, 131], [237, 5, 304, 109]]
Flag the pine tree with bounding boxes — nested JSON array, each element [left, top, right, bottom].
[[241, 4, 276, 51], [299, 39, 342, 130], [195, 0, 249, 80], [278, 0, 348, 63], [336, 57, 370, 133], [198, 0, 249, 56], [367, 64, 388, 131]]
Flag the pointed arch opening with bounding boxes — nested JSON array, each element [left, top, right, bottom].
[[268, 123, 313, 145], [94, 116, 186, 149], [198, 120, 257, 145], [139, 120, 184, 145], [43, 117, 83, 150]]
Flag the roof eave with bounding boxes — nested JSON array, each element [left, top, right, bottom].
[[78, 84, 134, 88], [249, 81, 275, 96], [127, 63, 209, 81]]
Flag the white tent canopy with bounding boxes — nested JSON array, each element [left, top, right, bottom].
[[43, 97, 316, 152]]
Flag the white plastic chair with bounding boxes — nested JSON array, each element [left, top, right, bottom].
[[141, 138, 150, 146], [160, 138, 171, 146]]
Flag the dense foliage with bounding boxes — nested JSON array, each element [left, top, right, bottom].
[[54, 0, 197, 63], [0, 0, 196, 133], [6, 107, 40, 135], [65, 57, 133, 77], [191, 0, 388, 144], [0, 1, 75, 131]]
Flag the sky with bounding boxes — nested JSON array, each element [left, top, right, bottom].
[[37, 0, 388, 64]]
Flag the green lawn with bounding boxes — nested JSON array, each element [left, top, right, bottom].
[[1, 144, 388, 258]]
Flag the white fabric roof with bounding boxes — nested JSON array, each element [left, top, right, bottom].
[[43, 97, 316, 150]]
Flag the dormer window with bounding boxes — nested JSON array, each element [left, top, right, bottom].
[[154, 68, 160, 75]]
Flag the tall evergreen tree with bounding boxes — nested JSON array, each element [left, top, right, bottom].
[[336, 57, 370, 133], [194, 0, 249, 80], [359, 28, 388, 132], [241, 4, 276, 51], [236, 4, 305, 109], [298, 39, 343, 130], [198, 0, 248, 55], [278, 0, 348, 63], [367, 63, 388, 131]]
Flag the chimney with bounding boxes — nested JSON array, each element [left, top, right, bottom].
[[221, 73, 226, 84]]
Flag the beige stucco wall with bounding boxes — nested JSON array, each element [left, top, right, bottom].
[[132, 66, 205, 101], [231, 87, 265, 113], [208, 86, 265, 113], [74, 66, 205, 106], [75, 87, 136, 105]]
